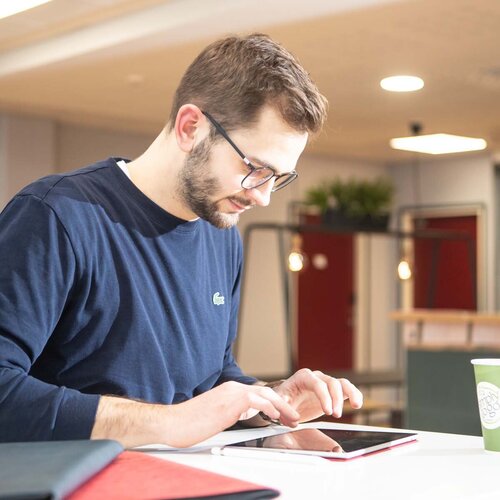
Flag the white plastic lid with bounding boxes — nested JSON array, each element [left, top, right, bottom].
[[471, 359, 500, 366]]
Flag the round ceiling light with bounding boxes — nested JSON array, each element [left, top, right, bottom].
[[380, 75, 424, 92]]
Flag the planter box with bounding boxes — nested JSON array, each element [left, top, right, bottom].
[[322, 208, 390, 232]]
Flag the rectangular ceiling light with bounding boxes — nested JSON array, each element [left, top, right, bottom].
[[390, 133, 487, 155], [0, 0, 53, 20]]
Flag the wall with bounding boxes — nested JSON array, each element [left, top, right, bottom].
[[0, 113, 400, 385], [0, 115, 152, 206], [237, 153, 393, 378], [389, 154, 496, 311], [495, 164, 500, 311], [0, 116, 5, 205], [56, 123, 152, 171], [0, 114, 56, 207], [0, 112, 421, 394]]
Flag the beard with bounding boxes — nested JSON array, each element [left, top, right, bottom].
[[177, 136, 252, 229]]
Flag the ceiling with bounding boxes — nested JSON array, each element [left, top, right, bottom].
[[0, 0, 499, 162]]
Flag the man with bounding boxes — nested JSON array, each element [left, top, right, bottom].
[[0, 34, 362, 447]]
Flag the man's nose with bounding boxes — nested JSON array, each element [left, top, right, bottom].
[[246, 180, 274, 207]]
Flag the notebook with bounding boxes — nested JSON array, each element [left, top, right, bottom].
[[69, 450, 280, 499], [0, 439, 123, 500]]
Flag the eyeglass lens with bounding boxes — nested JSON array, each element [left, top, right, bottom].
[[242, 167, 296, 192]]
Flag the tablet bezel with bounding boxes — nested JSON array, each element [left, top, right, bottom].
[[224, 428, 418, 460]]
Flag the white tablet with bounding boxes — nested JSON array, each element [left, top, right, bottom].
[[215, 428, 417, 460]]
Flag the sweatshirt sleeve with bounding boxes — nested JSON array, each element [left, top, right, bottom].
[[0, 195, 100, 442], [215, 231, 256, 387]]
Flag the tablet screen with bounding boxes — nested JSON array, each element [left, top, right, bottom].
[[226, 428, 417, 459]]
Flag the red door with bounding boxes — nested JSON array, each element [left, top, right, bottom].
[[297, 230, 354, 371], [413, 216, 477, 310]]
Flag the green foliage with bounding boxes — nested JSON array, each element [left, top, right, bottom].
[[305, 177, 393, 217], [304, 185, 330, 212]]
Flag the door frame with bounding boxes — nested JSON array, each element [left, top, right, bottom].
[[397, 203, 487, 311]]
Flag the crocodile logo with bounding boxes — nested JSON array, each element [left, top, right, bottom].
[[212, 292, 225, 306]]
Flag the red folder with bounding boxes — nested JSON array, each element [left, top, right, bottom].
[[67, 450, 279, 499]]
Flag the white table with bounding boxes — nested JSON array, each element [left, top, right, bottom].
[[142, 422, 500, 500]]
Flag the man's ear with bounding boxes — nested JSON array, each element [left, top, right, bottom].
[[174, 104, 207, 153]]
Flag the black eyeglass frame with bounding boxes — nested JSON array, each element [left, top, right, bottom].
[[202, 111, 298, 192]]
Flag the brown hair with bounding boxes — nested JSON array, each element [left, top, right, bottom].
[[167, 33, 327, 135]]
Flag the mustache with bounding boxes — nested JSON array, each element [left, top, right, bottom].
[[229, 196, 254, 208]]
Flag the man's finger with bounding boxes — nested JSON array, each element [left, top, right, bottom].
[[299, 370, 334, 416], [314, 372, 363, 417], [258, 386, 301, 422], [245, 386, 300, 424], [338, 378, 364, 409], [324, 377, 344, 417]]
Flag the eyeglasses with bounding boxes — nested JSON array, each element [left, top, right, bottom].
[[202, 111, 298, 192]]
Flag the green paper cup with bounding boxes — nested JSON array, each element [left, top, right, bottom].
[[471, 359, 500, 452]]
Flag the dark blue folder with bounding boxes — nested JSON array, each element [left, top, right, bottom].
[[0, 439, 123, 499]]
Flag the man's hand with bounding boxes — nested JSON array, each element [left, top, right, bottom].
[[90, 372, 361, 448], [91, 381, 300, 448], [269, 368, 363, 423]]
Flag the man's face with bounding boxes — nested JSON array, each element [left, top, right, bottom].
[[177, 106, 308, 229]]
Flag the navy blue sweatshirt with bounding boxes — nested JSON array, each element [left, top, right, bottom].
[[0, 158, 255, 442]]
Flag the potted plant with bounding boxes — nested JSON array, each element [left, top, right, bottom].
[[305, 177, 393, 231]]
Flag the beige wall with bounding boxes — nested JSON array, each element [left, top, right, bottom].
[[237, 153, 393, 378], [0, 114, 56, 207], [56, 123, 152, 171], [1, 113, 496, 390], [390, 154, 495, 311], [0, 114, 151, 206]]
